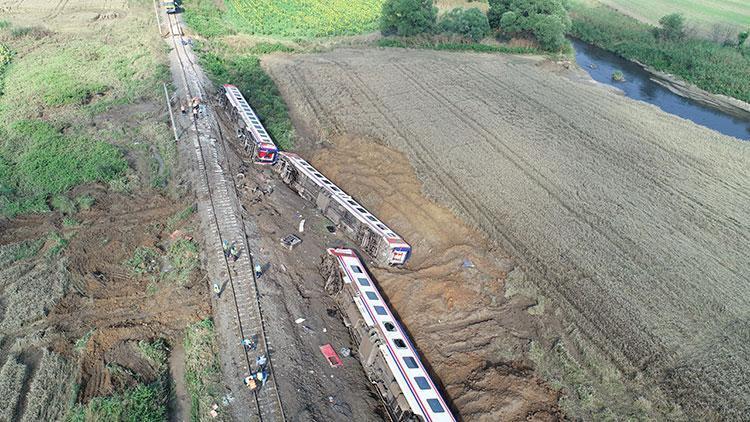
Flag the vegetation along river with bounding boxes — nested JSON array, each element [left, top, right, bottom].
[[572, 39, 750, 141]]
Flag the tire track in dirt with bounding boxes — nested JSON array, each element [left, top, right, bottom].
[[264, 49, 750, 419], [458, 62, 750, 298], [387, 59, 673, 374], [309, 56, 656, 378]]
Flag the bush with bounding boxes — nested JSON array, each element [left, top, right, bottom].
[[738, 31, 749, 48], [381, 0, 438, 37], [494, 0, 571, 51], [439, 8, 490, 41], [656, 13, 685, 40], [488, 0, 512, 28]]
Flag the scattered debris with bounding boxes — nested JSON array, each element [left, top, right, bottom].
[[320, 344, 343, 367], [280, 234, 302, 250], [462, 258, 475, 268], [326, 225, 336, 233], [339, 347, 351, 357]]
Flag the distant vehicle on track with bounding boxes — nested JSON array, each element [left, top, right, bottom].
[[220, 84, 279, 165], [162, 1, 178, 14], [275, 152, 411, 266], [322, 248, 455, 422]]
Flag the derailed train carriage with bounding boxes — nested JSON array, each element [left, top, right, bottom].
[[219, 84, 278, 165], [275, 152, 411, 267], [322, 248, 455, 422]]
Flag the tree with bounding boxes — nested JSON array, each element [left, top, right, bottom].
[[657, 13, 685, 40], [487, 0, 513, 29], [738, 30, 749, 48], [496, 0, 571, 51], [381, 0, 438, 37], [438, 8, 491, 41]]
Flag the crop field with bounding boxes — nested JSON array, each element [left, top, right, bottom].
[[265, 48, 750, 420], [224, 0, 384, 37], [586, 0, 750, 32]]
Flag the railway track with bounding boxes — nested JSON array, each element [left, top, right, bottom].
[[163, 10, 285, 422]]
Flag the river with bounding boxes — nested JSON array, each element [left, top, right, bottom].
[[571, 39, 750, 141]]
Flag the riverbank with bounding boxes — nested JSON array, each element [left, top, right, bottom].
[[642, 64, 750, 121], [571, 38, 750, 140], [569, 3, 750, 105]]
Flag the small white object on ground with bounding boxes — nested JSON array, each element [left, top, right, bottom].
[[298, 219, 306, 233], [295, 318, 305, 324]]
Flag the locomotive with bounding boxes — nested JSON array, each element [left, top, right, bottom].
[[220, 84, 278, 165]]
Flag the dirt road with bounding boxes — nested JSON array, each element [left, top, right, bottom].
[[264, 48, 750, 420]]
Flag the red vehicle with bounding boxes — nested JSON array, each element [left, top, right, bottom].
[[220, 84, 278, 165]]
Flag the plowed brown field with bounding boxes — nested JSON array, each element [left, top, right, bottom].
[[264, 48, 750, 420]]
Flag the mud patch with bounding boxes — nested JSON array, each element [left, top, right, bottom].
[[309, 137, 561, 420]]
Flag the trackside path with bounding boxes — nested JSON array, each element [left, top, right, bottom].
[[161, 9, 285, 422]]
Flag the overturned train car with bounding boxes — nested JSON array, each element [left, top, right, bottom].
[[219, 84, 278, 165], [275, 152, 411, 266], [323, 248, 455, 422]]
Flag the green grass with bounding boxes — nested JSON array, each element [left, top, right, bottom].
[[125, 246, 160, 276], [570, 4, 750, 103], [0, 120, 128, 216], [222, 0, 384, 38], [592, 0, 750, 32], [48, 231, 71, 258], [184, 319, 228, 421], [0, 12, 173, 218], [74, 329, 95, 352], [166, 239, 200, 284], [166, 203, 196, 232]]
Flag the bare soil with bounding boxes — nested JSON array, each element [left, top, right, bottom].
[[0, 184, 210, 408], [263, 48, 750, 420]]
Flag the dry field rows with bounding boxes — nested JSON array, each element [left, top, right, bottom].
[[264, 48, 750, 419]]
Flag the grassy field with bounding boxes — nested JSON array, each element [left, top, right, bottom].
[[592, 0, 750, 33], [183, 319, 229, 421], [0, 0, 174, 217], [185, 0, 384, 38], [226, 0, 384, 37]]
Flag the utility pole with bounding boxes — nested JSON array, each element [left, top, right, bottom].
[[163, 82, 179, 143]]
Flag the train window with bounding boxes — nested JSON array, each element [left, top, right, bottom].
[[403, 356, 418, 368], [427, 399, 445, 413], [376, 224, 386, 229], [356, 207, 366, 213], [347, 200, 356, 205], [367, 216, 377, 222], [383, 322, 396, 332], [365, 291, 378, 300], [374, 306, 388, 316], [393, 339, 406, 348], [415, 377, 431, 390], [351, 265, 363, 274], [357, 277, 370, 287]]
